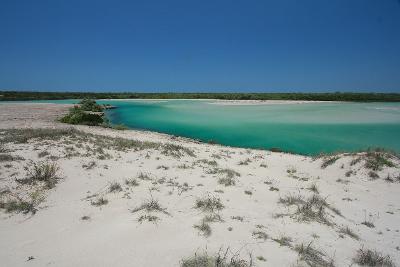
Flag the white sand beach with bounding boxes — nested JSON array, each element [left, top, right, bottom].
[[0, 103, 399, 267]]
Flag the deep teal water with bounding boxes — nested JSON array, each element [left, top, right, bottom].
[[3, 100, 399, 155]]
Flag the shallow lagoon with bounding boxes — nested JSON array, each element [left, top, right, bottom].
[[5, 99, 399, 155], [103, 100, 400, 155]]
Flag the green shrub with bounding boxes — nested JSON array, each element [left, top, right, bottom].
[[60, 106, 103, 126], [78, 99, 103, 112]]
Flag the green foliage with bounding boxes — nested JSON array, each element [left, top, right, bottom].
[[60, 106, 103, 126], [2, 91, 400, 102], [78, 99, 103, 112]]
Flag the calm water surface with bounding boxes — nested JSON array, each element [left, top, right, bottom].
[[103, 100, 400, 155]]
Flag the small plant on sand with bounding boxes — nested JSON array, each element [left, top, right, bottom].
[[195, 196, 224, 213], [203, 213, 224, 223], [91, 197, 108, 206], [231, 216, 244, 222], [0, 154, 16, 162], [321, 156, 340, 169], [125, 178, 140, 187], [196, 159, 218, 167], [295, 242, 335, 267], [272, 235, 293, 247], [108, 182, 122, 193], [256, 256, 266, 262], [368, 171, 379, 179], [339, 226, 360, 240], [218, 176, 236, 186], [0, 190, 44, 215], [18, 161, 60, 189], [238, 158, 251, 165], [194, 220, 212, 237], [208, 168, 240, 179], [180, 248, 253, 267], [353, 248, 395, 267], [361, 220, 375, 228], [364, 151, 395, 171], [137, 172, 151, 180], [161, 143, 196, 158], [308, 183, 319, 194], [132, 197, 169, 215], [345, 170, 353, 177], [244, 190, 252, 195], [278, 194, 341, 225], [38, 151, 50, 158], [82, 161, 96, 170], [252, 230, 268, 241], [138, 214, 159, 224]]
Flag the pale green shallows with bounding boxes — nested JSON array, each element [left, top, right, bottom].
[[102, 100, 400, 155]]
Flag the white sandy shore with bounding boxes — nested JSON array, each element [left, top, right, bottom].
[[99, 98, 339, 105], [0, 103, 399, 267]]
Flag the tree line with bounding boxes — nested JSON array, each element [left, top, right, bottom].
[[1, 91, 399, 102]]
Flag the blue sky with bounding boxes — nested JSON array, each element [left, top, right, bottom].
[[1, 0, 400, 92]]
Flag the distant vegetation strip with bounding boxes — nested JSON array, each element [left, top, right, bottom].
[[1, 91, 400, 102]]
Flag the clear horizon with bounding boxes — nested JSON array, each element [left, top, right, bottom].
[[1, 0, 400, 93]]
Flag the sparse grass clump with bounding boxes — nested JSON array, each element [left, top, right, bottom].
[[295, 243, 335, 267], [252, 230, 268, 241], [272, 235, 293, 247], [0, 199, 36, 214], [0, 191, 44, 215], [91, 197, 108, 206], [125, 178, 140, 187], [38, 151, 50, 158], [364, 151, 396, 171], [137, 172, 151, 180], [353, 248, 395, 266], [194, 221, 212, 237], [0, 153, 23, 162], [368, 171, 379, 179], [132, 198, 169, 215], [308, 183, 319, 194], [195, 196, 224, 213], [231, 216, 244, 222], [361, 221, 375, 228], [256, 256, 266, 262], [108, 182, 122, 193], [238, 158, 251, 165], [345, 170, 353, 177], [339, 226, 360, 240], [181, 250, 253, 267], [138, 214, 159, 224], [279, 194, 305, 206], [278, 194, 341, 225], [196, 159, 218, 167], [161, 143, 196, 158], [321, 156, 340, 169], [218, 176, 236, 186], [208, 168, 240, 179], [17, 161, 60, 189]]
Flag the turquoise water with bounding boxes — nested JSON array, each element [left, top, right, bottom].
[[3, 99, 400, 155], [104, 100, 400, 155]]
